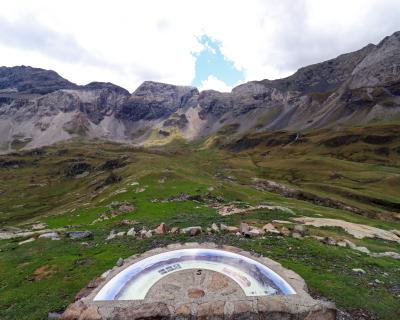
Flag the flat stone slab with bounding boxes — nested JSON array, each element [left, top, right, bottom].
[[61, 243, 336, 319]]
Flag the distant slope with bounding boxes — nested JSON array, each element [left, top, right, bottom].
[[0, 32, 400, 153]]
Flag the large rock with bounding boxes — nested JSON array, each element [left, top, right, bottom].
[[180, 226, 202, 236], [39, 232, 60, 241], [154, 223, 168, 234], [66, 231, 92, 240]]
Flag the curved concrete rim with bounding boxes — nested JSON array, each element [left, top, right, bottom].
[[94, 247, 296, 301], [62, 243, 336, 320]]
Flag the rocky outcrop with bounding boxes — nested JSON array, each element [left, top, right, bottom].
[[116, 81, 198, 121], [0, 65, 78, 94]]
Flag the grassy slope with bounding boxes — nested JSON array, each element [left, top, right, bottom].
[[0, 138, 399, 319]]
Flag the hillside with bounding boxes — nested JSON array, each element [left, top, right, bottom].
[[0, 136, 399, 319], [1, 31, 400, 320]]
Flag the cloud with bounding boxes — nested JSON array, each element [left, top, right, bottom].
[[0, 0, 399, 92], [198, 75, 239, 92]]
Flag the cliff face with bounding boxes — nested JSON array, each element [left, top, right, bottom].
[[0, 31, 400, 153]]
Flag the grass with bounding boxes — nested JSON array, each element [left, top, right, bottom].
[[0, 137, 399, 319]]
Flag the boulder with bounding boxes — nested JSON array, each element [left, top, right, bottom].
[[118, 204, 135, 213], [106, 230, 116, 241], [139, 229, 153, 239], [355, 246, 370, 254], [66, 231, 92, 240], [48, 312, 62, 319], [154, 223, 168, 234], [39, 232, 60, 241], [248, 227, 265, 237], [240, 222, 250, 236], [211, 223, 219, 232], [220, 224, 240, 233], [336, 240, 347, 247], [322, 237, 336, 245], [292, 232, 302, 239], [352, 268, 366, 274], [343, 239, 357, 249], [170, 227, 180, 234], [262, 223, 280, 234], [370, 251, 400, 259], [19, 237, 35, 245], [280, 227, 290, 236], [127, 227, 136, 236], [181, 226, 202, 236], [116, 258, 124, 267], [293, 224, 307, 235]]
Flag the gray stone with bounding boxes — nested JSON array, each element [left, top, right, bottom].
[[240, 222, 250, 236], [211, 223, 219, 232], [370, 251, 400, 259], [39, 232, 60, 241], [127, 227, 136, 236], [66, 231, 92, 240], [116, 258, 124, 267], [154, 223, 168, 234], [322, 237, 336, 245], [293, 224, 307, 235], [48, 312, 62, 319], [352, 268, 366, 274], [336, 240, 347, 247], [355, 246, 370, 254], [106, 230, 116, 240], [292, 232, 303, 239], [18, 237, 35, 245], [220, 224, 240, 233], [181, 226, 202, 236]]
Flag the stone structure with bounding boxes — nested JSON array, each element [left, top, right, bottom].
[[62, 243, 336, 319]]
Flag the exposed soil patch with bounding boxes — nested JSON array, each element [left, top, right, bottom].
[[30, 265, 56, 281]]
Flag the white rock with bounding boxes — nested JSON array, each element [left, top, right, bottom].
[[39, 232, 60, 240], [370, 251, 400, 260], [352, 268, 366, 274], [18, 237, 35, 245], [127, 227, 136, 236], [106, 230, 117, 241], [355, 246, 370, 254], [336, 241, 347, 247], [343, 239, 357, 249], [211, 223, 219, 232]]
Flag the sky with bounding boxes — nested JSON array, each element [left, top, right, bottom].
[[0, 0, 399, 93]]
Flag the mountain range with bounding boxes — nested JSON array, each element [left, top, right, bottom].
[[0, 31, 399, 153]]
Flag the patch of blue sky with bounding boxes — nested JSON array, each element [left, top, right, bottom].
[[192, 35, 244, 87]]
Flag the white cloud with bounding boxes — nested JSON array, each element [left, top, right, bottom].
[[198, 75, 241, 93], [0, 0, 399, 92]]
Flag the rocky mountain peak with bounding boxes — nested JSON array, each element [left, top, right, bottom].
[[116, 81, 199, 121], [0, 65, 78, 94], [82, 82, 130, 95], [350, 31, 400, 89]]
